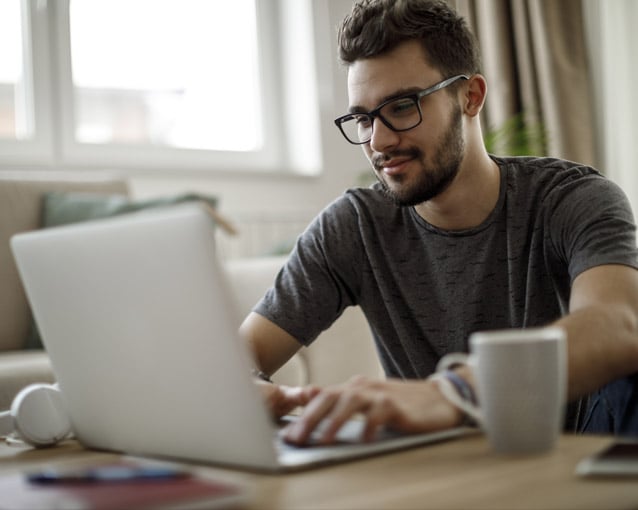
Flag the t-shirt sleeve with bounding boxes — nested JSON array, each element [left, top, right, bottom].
[[253, 194, 365, 346], [547, 173, 638, 282]]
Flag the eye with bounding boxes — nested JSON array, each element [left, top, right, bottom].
[[352, 114, 372, 128], [386, 98, 417, 117]]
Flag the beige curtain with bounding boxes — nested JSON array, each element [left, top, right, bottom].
[[450, 0, 597, 167]]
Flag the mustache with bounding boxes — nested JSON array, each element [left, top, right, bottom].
[[372, 148, 422, 170]]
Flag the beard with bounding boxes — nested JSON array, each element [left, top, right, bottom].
[[372, 104, 464, 207]]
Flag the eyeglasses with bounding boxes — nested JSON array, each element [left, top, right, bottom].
[[334, 74, 469, 145]]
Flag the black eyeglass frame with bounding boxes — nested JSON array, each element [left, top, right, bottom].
[[334, 74, 469, 145]]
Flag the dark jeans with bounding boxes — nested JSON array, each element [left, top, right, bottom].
[[580, 373, 638, 436]]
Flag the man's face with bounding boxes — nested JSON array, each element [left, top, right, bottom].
[[347, 40, 465, 207]]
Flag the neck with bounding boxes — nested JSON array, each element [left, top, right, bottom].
[[413, 146, 500, 231]]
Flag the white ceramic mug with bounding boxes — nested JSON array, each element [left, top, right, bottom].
[[437, 327, 567, 454]]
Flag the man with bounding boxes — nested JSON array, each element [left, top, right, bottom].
[[240, 0, 638, 444]]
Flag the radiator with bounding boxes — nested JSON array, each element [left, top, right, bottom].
[[215, 212, 312, 260]]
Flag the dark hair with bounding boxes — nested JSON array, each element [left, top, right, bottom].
[[337, 0, 481, 77]]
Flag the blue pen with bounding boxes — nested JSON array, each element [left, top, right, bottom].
[[27, 465, 190, 484]]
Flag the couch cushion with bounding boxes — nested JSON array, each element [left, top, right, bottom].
[[0, 172, 129, 352], [41, 191, 220, 228]]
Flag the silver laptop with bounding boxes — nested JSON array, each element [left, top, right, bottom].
[[11, 203, 469, 472]]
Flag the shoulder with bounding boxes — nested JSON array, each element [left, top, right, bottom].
[[493, 155, 603, 185], [494, 156, 625, 206], [297, 184, 413, 264]]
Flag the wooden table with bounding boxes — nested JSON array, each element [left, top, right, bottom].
[[1, 433, 637, 509]]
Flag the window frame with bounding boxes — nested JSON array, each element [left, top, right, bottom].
[[0, 0, 55, 166]]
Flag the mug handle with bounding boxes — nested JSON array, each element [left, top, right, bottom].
[[433, 353, 483, 425]]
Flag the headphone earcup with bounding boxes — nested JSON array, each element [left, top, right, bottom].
[[10, 383, 72, 447]]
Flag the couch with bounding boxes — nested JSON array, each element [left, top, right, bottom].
[[0, 172, 383, 411]]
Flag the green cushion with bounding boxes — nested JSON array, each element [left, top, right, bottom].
[[26, 191, 220, 350], [42, 191, 218, 228]]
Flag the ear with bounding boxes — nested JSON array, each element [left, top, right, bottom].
[[462, 74, 487, 117]]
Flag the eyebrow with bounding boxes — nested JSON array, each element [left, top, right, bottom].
[[348, 86, 425, 114]]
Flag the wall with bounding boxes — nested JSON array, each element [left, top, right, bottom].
[[584, 0, 638, 217]]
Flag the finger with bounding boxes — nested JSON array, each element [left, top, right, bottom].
[[299, 384, 322, 403], [310, 377, 385, 444], [281, 385, 322, 413], [314, 390, 373, 444], [264, 383, 321, 418], [283, 389, 341, 444], [280, 385, 312, 405]]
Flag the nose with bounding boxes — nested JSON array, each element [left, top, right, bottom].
[[368, 117, 400, 153]]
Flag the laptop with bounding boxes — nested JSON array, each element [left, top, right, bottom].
[[11, 203, 470, 472]]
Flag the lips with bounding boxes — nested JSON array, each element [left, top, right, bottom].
[[378, 157, 413, 176], [373, 149, 420, 177]]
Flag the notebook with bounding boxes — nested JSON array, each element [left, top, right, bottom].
[[11, 203, 470, 472]]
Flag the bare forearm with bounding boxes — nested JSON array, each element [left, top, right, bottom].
[[553, 265, 638, 400], [554, 303, 638, 399]]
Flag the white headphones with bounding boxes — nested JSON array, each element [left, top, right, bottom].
[[0, 383, 72, 447]]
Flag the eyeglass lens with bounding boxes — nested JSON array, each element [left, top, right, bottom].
[[339, 97, 421, 144]]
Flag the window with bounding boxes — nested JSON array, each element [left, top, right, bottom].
[[0, 0, 321, 174], [69, 0, 262, 152], [0, 0, 31, 141]]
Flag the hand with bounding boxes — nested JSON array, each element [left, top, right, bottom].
[[282, 375, 464, 445], [256, 380, 321, 419]]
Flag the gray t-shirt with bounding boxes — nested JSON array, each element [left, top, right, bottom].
[[255, 156, 638, 380]]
